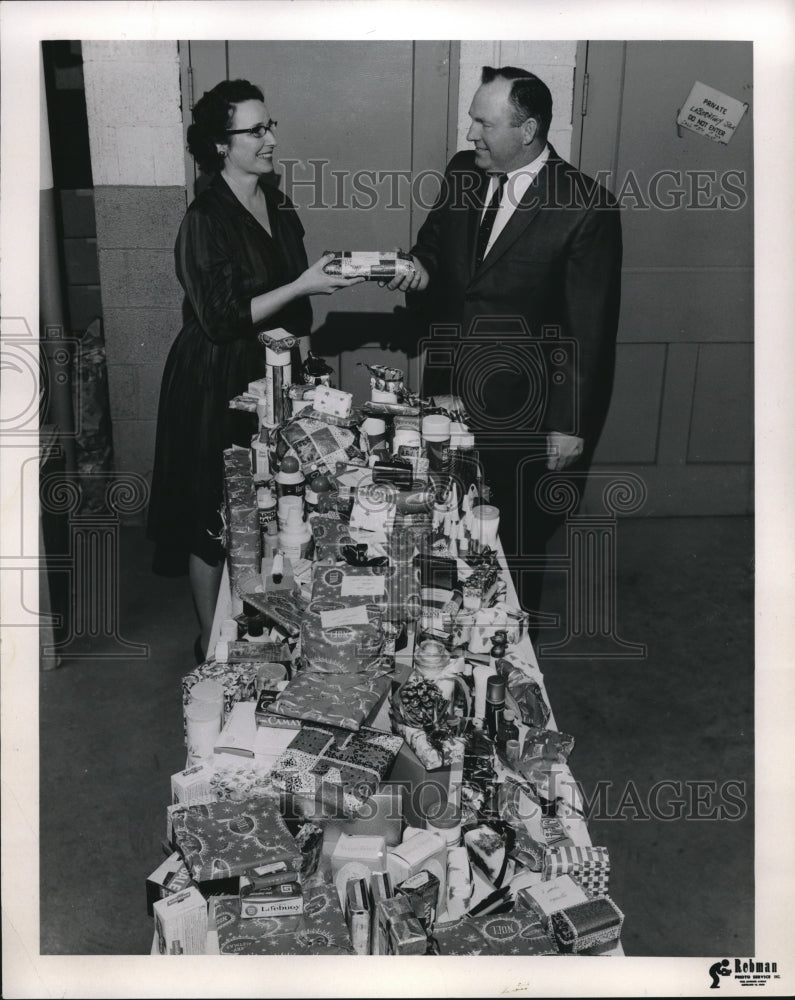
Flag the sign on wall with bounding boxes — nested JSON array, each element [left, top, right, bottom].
[[677, 80, 749, 144]]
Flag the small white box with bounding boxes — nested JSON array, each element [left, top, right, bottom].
[[153, 886, 208, 955], [312, 384, 353, 418], [170, 761, 214, 805]]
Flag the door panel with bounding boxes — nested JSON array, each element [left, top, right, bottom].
[[577, 41, 753, 514], [182, 41, 456, 389]]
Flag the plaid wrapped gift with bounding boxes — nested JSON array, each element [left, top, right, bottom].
[[171, 795, 301, 882], [181, 661, 258, 744], [270, 722, 403, 817], [300, 599, 385, 673], [270, 660, 393, 731], [278, 412, 362, 475], [215, 881, 355, 955], [542, 844, 611, 898]]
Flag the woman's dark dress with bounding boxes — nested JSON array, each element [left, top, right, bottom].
[[147, 173, 311, 573]]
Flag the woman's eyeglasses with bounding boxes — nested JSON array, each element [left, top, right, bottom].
[[224, 120, 277, 138]]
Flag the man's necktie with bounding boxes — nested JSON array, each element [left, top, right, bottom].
[[474, 172, 508, 270]]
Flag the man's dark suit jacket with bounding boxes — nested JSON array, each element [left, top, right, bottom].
[[410, 146, 622, 453]]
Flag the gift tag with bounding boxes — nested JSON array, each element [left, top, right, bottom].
[[319, 605, 372, 629], [341, 575, 386, 597]]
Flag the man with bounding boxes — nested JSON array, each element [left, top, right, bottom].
[[386, 66, 622, 630]]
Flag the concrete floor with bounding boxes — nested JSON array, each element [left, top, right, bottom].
[[39, 515, 754, 956]]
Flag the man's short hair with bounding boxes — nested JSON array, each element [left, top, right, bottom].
[[481, 65, 553, 139]]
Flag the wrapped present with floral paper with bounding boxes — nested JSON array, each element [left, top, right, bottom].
[[206, 755, 277, 802], [300, 600, 385, 673], [542, 844, 611, 898], [270, 659, 393, 731], [390, 673, 465, 770], [214, 881, 355, 955], [460, 560, 502, 611], [270, 722, 403, 817], [171, 795, 301, 882]]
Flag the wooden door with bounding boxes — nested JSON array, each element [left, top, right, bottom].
[[572, 41, 753, 515], [180, 40, 458, 401]]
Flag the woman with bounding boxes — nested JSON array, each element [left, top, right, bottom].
[[147, 79, 360, 661]]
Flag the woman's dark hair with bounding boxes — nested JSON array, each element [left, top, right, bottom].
[[481, 65, 553, 139], [187, 79, 264, 174]]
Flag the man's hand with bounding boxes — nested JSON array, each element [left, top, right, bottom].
[[546, 431, 584, 471], [380, 254, 430, 293]]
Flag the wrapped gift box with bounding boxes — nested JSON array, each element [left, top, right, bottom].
[[278, 412, 362, 475], [269, 723, 403, 817], [300, 600, 385, 673], [542, 845, 611, 898], [430, 918, 491, 956], [517, 874, 588, 933], [549, 896, 624, 953], [270, 662, 392, 732], [521, 726, 576, 763], [309, 512, 357, 562], [214, 882, 355, 955], [171, 795, 301, 882], [311, 559, 420, 625], [223, 447, 260, 590]]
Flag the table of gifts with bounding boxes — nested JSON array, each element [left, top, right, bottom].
[[147, 352, 625, 958]]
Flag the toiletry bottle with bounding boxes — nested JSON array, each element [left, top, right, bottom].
[[275, 455, 305, 499], [484, 675, 507, 740], [257, 485, 278, 559], [496, 709, 520, 755]]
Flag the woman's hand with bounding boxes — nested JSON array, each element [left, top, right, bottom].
[[293, 253, 367, 297]]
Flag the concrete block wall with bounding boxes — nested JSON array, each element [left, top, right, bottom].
[[82, 41, 186, 516], [456, 41, 576, 160]]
